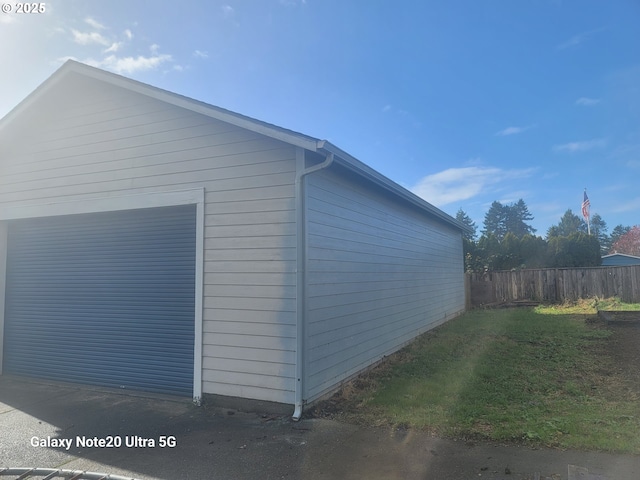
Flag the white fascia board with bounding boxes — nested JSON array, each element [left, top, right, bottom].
[[65, 62, 320, 151], [1, 60, 465, 237], [0, 65, 69, 132], [0, 61, 320, 151]]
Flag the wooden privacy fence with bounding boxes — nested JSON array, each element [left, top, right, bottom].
[[468, 265, 640, 306]]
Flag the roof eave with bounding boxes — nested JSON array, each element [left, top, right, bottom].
[[1, 60, 321, 151], [315, 140, 468, 233], [602, 253, 640, 260], [1, 61, 467, 235]]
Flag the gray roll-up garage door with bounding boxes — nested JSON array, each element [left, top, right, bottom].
[[3, 205, 196, 396]]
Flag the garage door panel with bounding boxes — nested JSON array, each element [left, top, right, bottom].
[[3, 205, 196, 396]]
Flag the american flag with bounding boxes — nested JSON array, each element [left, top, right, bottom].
[[581, 190, 590, 221]]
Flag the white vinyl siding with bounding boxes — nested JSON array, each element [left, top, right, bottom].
[[1, 64, 469, 408], [0, 73, 297, 403], [305, 168, 465, 402]]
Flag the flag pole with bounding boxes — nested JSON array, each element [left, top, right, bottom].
[[583, 188, 591, 236], [587, 189, 590, 236]]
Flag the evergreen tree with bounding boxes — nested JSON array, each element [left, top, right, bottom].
[[547, 232, 600, 267], [500, 232, 523, 270], [609, 225, 631, 253], [482, 199, 535, 241], [520, 234, 547, 268], [476, 234, 501, 271], [463, 239, 482, 273], [508, 199, 536, 237], [455, 208, 477, 241], [482, 201, 508, 240], [590, 213, 609, 254], [547, 209, 587, 238]]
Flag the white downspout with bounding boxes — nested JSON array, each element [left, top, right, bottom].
[[292, 148, 334, 421]]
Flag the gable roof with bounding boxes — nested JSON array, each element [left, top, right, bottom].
[[1, 60, 467, 233], [602, 253, 640, 260]]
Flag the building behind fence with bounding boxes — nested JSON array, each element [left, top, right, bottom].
[[468, 265, 640, 306]]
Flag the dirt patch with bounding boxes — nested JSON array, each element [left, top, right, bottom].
[[306, 364, 393, 423], [603, 321, 640, 391]]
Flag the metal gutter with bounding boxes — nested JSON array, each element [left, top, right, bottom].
[[292, 147, 334, 421]]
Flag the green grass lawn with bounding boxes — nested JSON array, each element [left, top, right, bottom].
[[320, 301, 640, 453]]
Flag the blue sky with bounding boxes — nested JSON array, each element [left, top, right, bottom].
[[1, 1, 639, 238]]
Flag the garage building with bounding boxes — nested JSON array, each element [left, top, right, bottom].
[[0, 61, 466, 417]]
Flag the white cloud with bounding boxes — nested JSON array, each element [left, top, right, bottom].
[[72, 29, 111, 46], [609, 142, 640, 166], [193, 50, 209, 59], [557, 34, 585, 50], [496, 127, 524, 136], [104, 42, 123, 53], [495, 125, 533, 136], [220, 4, 241, 26], [88, 52, 173, 75], [611, 196, 640, 213], [221, 5, 235, 18], [410, 166, 536, 207], [381, 104, 392, 113], [84, 17, 106, 30], [71, 25, 133, 54], [65, 19, 172, 76], [556, 27, 605, 50], [553, 139, 606, 153], [576, 97, 600, 106]]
